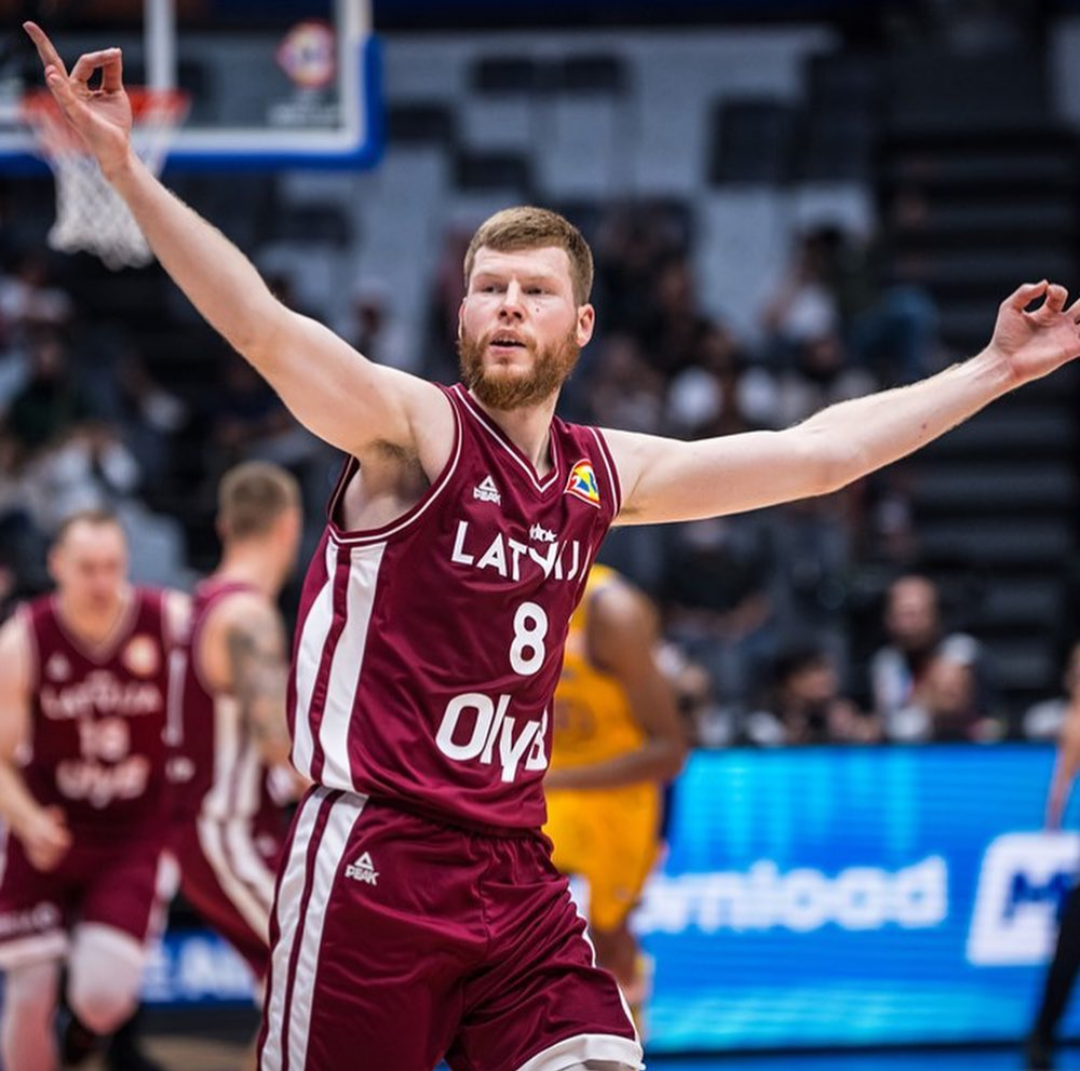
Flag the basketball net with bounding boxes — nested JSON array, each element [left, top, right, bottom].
[[21, 88, 189, 271]]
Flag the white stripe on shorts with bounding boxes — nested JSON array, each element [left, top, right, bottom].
[[197, 816, 275, 941], [515, 1032, 645, 1071], [261, 788, 366, 1071]]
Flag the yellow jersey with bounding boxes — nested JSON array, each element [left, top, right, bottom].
[[549, 565, 648, 772]]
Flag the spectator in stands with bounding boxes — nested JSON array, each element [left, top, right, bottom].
[[869, 573, 997, 742], [1024, 641, 1080, 743], [763, 222, 938, 387], [906, 653, 1001, 742], [744, 643, 878, 746], [350, 276, 416, 374], [639, 256, 714, 380], [593, 205, 684, 339], [586, 333, 666, 435], [769, 495, 853, 669], [4, 329, 96, 453], [665, 322, 770, 440], [0, 250, 73, 351], [661, 514, 777, 708]]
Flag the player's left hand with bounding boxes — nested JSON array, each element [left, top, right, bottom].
[[987, 280, 1080, 386]]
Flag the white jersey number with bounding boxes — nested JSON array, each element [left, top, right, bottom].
[[509, 602, 548, 676]]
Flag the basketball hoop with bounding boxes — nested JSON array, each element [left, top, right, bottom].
[[21, 87, 189, 271]]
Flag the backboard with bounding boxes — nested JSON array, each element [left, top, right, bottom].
[[0, 0, 382, 172]]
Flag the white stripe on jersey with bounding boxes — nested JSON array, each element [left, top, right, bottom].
[[318, 543, 385, 789], [164, 648, 187, 747], [205, 694, 241, 818], [262, 789, 366, 1071], [291, 541, 338, 779], [196, 816, 275, 940]]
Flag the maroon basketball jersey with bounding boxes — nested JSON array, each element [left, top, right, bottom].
[[23, 588, 173, 842], [168, 576, 280, 826], [288, 384, 621, 830]]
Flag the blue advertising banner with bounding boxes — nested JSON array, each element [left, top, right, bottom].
[[639, 744, 1078, 1052], [144, 745, 1080, 1056]]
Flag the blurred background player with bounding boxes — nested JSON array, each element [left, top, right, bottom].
[[0, 509, 188, 1071], [544, 564, 687, 1031], [167, 461, 305, 1071], [1026, 675, 1080, 1070]]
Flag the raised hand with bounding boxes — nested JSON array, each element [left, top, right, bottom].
[[988, 280, 1080, 386], [23, 21, 133, 177]]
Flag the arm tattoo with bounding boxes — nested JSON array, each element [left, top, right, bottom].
[[225, 611, 291, 754]]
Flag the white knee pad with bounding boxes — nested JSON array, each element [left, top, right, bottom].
[[66, 923, 146, 1035]]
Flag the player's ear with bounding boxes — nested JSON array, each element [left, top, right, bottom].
[[576, 303, 595, 347]]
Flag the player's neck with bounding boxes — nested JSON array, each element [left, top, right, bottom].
[[216, 547, 282, 597], [56, 588, 132, 647], [472, 391, 559, 477]]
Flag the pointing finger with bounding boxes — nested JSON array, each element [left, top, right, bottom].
[[23, 21, 69, 79]]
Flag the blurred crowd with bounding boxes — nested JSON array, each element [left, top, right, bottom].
[[0, 199, 1073, 751]]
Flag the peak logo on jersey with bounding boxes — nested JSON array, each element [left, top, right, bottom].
[[966, 832, 1079, 965], [122, 635, 160, 678], [345, 851, 379, 885], [565, 460, 600, 508], [45, 653, 71, 682], [473, 475, 502, 505]]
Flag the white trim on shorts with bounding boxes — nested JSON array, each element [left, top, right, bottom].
[[0, 931, 67, 970], [514, 1032, 645, 1071], [261, 787, 367, 1071]]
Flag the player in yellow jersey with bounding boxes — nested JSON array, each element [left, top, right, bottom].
[[544, 564, 687, 1031]]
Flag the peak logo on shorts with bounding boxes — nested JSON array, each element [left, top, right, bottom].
[[345, 851, 379, 886], [565, 460, 600, 508], [966, 832, 1078, 965]]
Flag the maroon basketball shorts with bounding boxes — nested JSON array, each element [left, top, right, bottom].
[[172, 810, 284, 981], [258, 787, 644, 1071], [0, 827, 169, 969]]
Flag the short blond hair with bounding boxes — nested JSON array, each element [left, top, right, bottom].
[[53, 509, 122, 548], [464, 206, 594, 305], [218, 462, 300, 541]]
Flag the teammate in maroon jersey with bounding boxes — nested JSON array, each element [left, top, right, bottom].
[[168, 461, 305, 1070], [0, 510, 188, 1071], [25, 24, 1080, 1071]]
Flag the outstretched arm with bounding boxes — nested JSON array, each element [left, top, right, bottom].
[[23, 23, 450, 467], [607, 281, 1080, 525], [545, 580, 686, 792]]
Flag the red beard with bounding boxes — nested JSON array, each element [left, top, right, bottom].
[[458, 327, 581, 410]]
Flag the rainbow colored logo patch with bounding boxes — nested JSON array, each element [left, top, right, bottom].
[[565, 459, 601, 507]]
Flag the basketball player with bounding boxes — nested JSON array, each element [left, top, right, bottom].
[[545, 564, 685, 1032], [25, 24, 1080, 1071], [1026, 688, 1080, 1070], [167, 461, 304, 1071], [0, 510, 188, 1071]]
